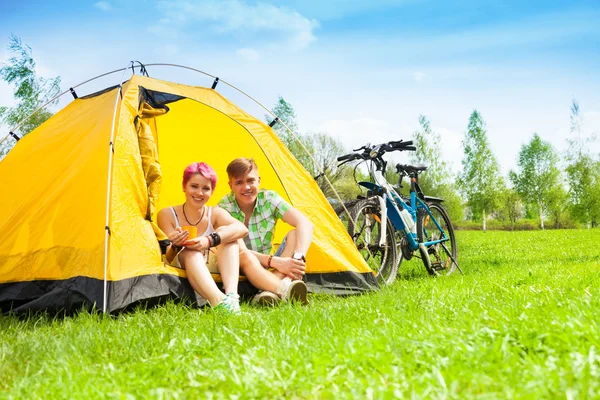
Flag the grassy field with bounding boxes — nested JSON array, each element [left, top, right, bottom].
[[1, 229, 599, 399]]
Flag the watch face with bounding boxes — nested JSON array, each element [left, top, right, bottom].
[[293, 252, 306, 261]]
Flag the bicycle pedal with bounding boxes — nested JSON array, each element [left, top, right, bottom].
[[431, 263, 445, 271]]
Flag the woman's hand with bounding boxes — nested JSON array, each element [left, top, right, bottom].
[[183, 236, 211, 252], [168, 228, 189, 247], [272, 256, 306, 281]]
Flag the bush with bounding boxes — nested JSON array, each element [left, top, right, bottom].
[[455, 218, 547, 231]]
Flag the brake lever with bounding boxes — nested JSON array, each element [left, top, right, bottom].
[[353, 143, 370, 152]]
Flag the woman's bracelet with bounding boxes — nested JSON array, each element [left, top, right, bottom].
[[267, 255, 273, 269], [209, 232, 221, 247], [171, 243, 182, 253]]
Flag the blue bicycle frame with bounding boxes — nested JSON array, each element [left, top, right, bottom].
[[357, 167, 450, 252]]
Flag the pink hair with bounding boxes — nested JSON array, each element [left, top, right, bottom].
[[182, 162, 217, 190]]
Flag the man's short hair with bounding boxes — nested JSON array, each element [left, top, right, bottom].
[[226, 158, 258, 180]]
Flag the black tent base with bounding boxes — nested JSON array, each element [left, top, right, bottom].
[[1, 271, 378, 315]]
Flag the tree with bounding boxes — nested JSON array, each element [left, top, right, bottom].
[[589, 164, 600, 228], [0, 34, 61, 157], [410, 115, 449, 189], [458, 110, 504, 231], [510, 133, 561, 230], [410, 115, 463, 222], [499, 187, 524, 230], [303, 131, 350, 199], [328, 164, 363, 202], [546, 184, 570, 228], [265, 97, 359, 201], [564, 99, 600, 228], [265, 96, 314, 172]]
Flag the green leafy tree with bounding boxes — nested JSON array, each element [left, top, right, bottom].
[[265, 97, 359, 201], [410, 115, 463, 222], [410, 115, 449, 189], [458, 110, 504, 231], [265, 96, 314, 171], [510, 133, 561, 230], [546, 184, 570, 228], [590, 164, 600, 228], [565, 99, 600, 228], [303, 132, 350, 199], [0, 34, 61, 157], [329, 164, 363, 202], [499, 187, 524, 230]]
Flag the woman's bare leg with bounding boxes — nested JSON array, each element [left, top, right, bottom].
[[216, 227, 240, 295], [179, 250, 225, 306]]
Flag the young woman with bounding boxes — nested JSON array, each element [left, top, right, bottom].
[[157, 162, 248, 313]]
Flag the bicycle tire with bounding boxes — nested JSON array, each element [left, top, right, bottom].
[[416, 202, 458, 276], [347, 198, 398, 285]]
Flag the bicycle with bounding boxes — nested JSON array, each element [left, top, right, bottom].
[[336, 140, 461, 284]]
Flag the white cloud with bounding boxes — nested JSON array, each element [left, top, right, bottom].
[[584, 111, 600, 133], [236, 48, 260, 62], [437, 126, 463, 173], [316, 117, 415, 155], [582, 111, 600, 156], [146, 22, 180, 39], [154, 0, 319, 51], [412, 71, 427, 83], [94, 1, 112, 12], [153, 44, 180, 57], [0, 82, 15, 108]]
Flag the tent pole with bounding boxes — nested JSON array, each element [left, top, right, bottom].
[[101, 65, 131, 314]]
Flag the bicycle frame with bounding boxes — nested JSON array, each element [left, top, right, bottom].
[[358, 161, 450, 252]]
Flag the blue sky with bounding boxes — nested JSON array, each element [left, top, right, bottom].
[[1, 0, 599, 174]]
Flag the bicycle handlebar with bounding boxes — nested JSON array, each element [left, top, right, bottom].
[[337, 139, 415, 164], [337, 153, 359, 162]]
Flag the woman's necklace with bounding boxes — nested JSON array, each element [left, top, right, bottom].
[[182, 203, 206, 225]]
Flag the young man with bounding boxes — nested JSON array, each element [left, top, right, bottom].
[[218, 158, 314, 305]]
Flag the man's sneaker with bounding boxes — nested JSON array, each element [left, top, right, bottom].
[[281, 280, 308, 305], [213, 293, 241, 315], [251, 291, 281, 306]]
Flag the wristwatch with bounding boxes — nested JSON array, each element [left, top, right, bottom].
[[292, 252, 306, 262]]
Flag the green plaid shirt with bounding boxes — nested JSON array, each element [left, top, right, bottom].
[[218, 189, 291, 254]]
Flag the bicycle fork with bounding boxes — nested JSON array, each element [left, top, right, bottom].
[[375, 195, 387, 248]]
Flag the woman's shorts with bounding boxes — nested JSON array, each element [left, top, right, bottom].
[[169, 247, 219, 274]]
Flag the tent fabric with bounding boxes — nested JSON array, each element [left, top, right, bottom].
[[0, 75, 378, 314]]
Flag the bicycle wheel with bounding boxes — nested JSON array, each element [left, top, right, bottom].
[[347, 198, 398, 285], [416, 202, 458, 276], [335, 199, 360, 232], [394, 230, 406, 267]]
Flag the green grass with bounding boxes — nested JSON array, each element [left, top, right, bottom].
[[1, 229, 599, 399]]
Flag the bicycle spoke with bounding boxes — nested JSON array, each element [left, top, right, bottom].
[[343, 199, 398, 285], [417, 202, 459, 276], [440, 243, 463, 274]]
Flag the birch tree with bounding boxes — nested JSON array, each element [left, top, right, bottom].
[[510, 133, 561, 229], [0, 34, 61, 158], [458, 110, 504, 231]]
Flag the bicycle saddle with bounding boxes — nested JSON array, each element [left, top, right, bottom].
[[396, 163, 428, 173]]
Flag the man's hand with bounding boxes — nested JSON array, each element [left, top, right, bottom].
[[272, 256, 305, 281]]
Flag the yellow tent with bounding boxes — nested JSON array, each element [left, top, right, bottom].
[[0, 72, 378, 313]]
